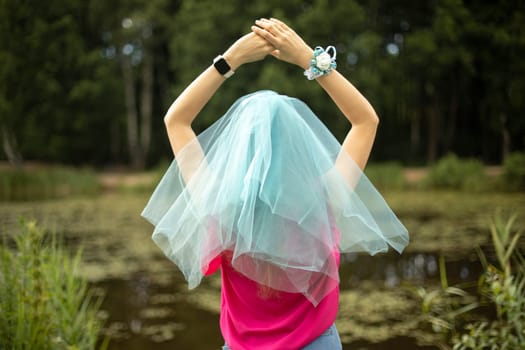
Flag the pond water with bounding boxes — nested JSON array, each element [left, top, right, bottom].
[[1, 190, 523, 349]]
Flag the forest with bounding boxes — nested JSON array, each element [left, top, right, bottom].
[[1, 0, 524, 169]]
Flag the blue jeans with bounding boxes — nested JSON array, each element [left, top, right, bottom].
[[222, 323, 342, 350]]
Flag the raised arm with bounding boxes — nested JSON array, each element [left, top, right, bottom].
[[164, 32, 275, 156], [252, 18, 379, 171]]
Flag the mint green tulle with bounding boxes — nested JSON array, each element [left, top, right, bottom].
[[142, 90, 408, 306]]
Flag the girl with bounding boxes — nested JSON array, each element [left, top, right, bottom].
[[142, 18, 408, 350]]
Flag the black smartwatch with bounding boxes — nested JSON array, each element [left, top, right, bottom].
[[213, 55, 235, 78]]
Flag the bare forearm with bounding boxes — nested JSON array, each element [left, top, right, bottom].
[[163, 32, 274, 156], [293, 48, 379, 128], [317, 71, 378, 170], [163, 66, 225, 155], [316, 70, 379, 127], [314, 68, 378, 170], [165, 67, 225, 125]]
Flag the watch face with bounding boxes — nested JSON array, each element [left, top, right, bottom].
[[214, 57, 231, 75]]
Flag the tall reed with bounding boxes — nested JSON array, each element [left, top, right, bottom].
[[418, 212, 524, 349], [0, 219, 108, 349]]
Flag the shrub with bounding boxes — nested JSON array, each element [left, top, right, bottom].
[[365, 162, 406, 190], [424, 154, 487, 191], [501, 152, 525, 191], [0, 220, 108, 349]]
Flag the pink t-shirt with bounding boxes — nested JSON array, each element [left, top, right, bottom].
[[205, 251, 340, 350]]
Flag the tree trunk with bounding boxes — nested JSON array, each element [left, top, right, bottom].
[[121, 57, 143, 169], [444, 77, 458, 154], [2, 126, 23, 168], [500, 112, 511, 161], [121, 53, 154, 170], [426, 98, 440, 164], [140, 54, 154, 163], [110, 119, 121, 163], [410, 113, 420, 160]]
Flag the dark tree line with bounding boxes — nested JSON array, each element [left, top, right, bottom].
[[1, 0, 523, 168]]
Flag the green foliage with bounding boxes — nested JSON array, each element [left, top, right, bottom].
[[365, 162, 406, 190], [424, 154, 488, 191], [1, 0, 525, 166], [0, 166, 100, 201], [0, 0, 125, 165], [0, 219, 108, 349], [501, 152, 525, 191], [418, 212, 525, 349]]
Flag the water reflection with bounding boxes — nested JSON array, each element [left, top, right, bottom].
[[340, 251, 481, 289], [96, 251, 482, 349], [97, 273, 222, 350]]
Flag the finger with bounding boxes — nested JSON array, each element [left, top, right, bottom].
[[270, 49, 280, 59], [251, 25, 278, 46], [266, 45, 277, 54], [255, 19, 281, 35], [270, 18, 295, 35], [269, 22, 285, 35], [255, 19, 271, 29], [251, 24, 269, 37], [266, 18, 285, 30], [269, 18, 288, 30], [269, 18, 285, 26]]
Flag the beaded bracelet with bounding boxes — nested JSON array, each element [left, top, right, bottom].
[[304, 46, 337, 80]]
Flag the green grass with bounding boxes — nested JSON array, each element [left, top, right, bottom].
[[0, 219, 108, 350], [365, 161, 406, 190], [0, 166, 101, 201]]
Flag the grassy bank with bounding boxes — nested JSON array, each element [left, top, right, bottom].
[[0, 165, 100, 201], [1, 152, 522, 201], [366, 152, 524, 192]]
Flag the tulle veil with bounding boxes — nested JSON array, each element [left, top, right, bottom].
[[142, 90, 408, 306]]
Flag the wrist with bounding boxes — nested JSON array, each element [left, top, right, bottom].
[[222, 52, 241, 71], [213, 54, 236, 79], [303, 46, 337, 80], [298, 48, 314, 70]]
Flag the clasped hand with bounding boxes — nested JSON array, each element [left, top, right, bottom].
[[223, 18, 313, 72]]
